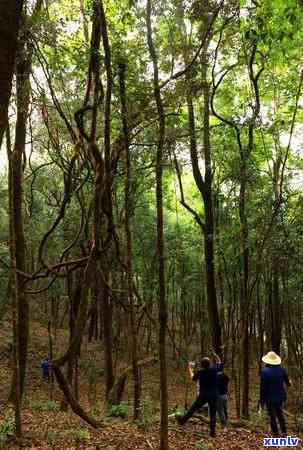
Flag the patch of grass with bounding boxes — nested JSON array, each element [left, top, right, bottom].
[[195, 444, 210, 450], [31, 400, 60, 412], [68, 427, 90, 442], [46, 430, 59, 444], [0, 415, 14, 449], [169, 407, 184, 418], [108, 401, 130, 418]]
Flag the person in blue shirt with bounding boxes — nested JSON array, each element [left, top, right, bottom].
[[177, 352, 222, 437], [259, 351, 291, 436], [41, 357, 50, 382]]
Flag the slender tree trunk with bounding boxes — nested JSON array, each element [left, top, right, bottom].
[[185, 52, 222, 355], [271, 271, 281, 353], [100, 267, 115, 398], [8, 0, 44, 404], [9, 30, 33, 401], [239, 150, 250, 418], [146, 1, 168, 447], [98, 0, 115, 401], [67, 274, 82, 392], [7, 128, 22, 437], [119, 61, 141, 419], [176, 0, 222, 355], [256, 280, 264, 373], [239, 44, 263, 419], [200, 26, 223, 354], [270, 159, 282, 354], [47, 319, 54, 399]]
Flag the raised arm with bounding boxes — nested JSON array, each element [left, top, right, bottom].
[[211, 351, 221, 364], [188, 361, 196, 380]]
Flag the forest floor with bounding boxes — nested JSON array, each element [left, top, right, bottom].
[[0, 318, 302, 450]]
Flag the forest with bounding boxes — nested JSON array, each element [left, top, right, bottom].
[[0, 0, 303, 449]]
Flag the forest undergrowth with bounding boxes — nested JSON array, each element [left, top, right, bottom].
[[1, 319, 302, 450]]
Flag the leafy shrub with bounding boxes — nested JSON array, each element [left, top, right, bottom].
[[90, 404, 101, 417], [108, 401, 130, 418], [0, 415, 14, 449]]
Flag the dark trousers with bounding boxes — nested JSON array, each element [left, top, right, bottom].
[[179, 395, 217, 436], [43, 372, 49, 382], [266, 402, 287, 435], [217, 394, 228, 426]]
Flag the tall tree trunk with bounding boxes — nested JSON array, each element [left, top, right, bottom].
[[119, 61, 141, 419], [7, 128, 22, 437], [185, 52, 222, 355], [67, 273, 82, 392], [0, 0, 24, 145], [146, 1, 169, 448], [8, 0, 44, 403], [240, 43, 263, 419], [268, 272, 282, 354], [271, 271, 281, 353], [239, 151, 250, 419], [201, 58, 222, 355], [100, 266, 115, 398], [99, 0, 115, 401], [270, 158, 282, 354], [9, 31, 32, 401], [178, 0, 222, 356]]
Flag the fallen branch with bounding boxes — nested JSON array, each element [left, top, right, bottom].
[[52, 365, 101, 428]]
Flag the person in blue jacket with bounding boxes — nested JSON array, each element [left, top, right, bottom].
[[41, 357, 50, 382], [259, 351, 291, 436]]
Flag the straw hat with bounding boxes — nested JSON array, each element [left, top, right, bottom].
[[262, 351, 281, 365]]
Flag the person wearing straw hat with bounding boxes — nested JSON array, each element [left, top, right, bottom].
[[259, 351, 291, 436]]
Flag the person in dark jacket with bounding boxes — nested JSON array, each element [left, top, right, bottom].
[[259, 351, 291, 436], [177, 354, 221, 437]]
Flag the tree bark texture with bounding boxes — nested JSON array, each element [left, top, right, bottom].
[[7, 128, 22, 437], [0, 0, 24, 145], [9, 30, 33, 401], [119, 61, 141, 420], [179, 0, 222, 356], [146, 1, 169, 447]]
